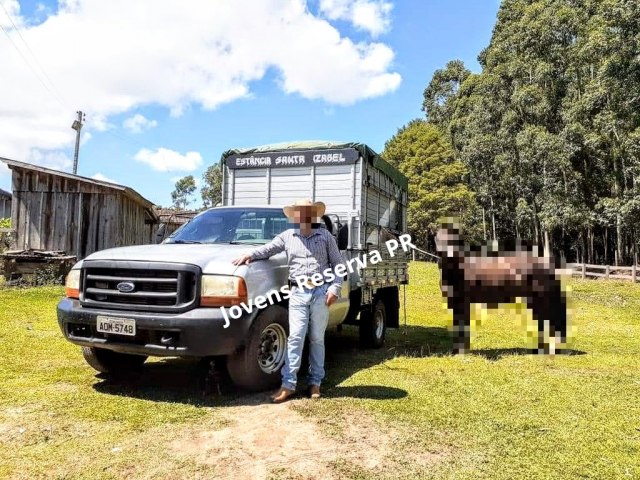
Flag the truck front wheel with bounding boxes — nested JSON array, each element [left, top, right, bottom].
[[226, 305, 289, 391], [81, 346, 147, 374], [359, 299, 386, 348]]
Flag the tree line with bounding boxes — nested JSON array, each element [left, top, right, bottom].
[[383, 0, 640, 265]]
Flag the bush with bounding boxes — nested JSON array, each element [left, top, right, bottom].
[[32, 264, 66, 286], [0, 218, 13, 253]]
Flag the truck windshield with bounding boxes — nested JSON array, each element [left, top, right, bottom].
[[164, 208, 290, 245]]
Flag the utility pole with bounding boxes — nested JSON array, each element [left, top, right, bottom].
[[71, 110, 85, 174]]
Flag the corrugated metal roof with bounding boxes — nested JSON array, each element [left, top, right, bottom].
[[0, 187, 10, 198], [0, 157, 157, 220]]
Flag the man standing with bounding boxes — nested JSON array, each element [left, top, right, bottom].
[[232, 199, 343, 403]]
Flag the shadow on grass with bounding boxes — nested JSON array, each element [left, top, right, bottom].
[[91, 324, 584, 405], [469, 347, 586, 360], [324, 385, 407, 400]]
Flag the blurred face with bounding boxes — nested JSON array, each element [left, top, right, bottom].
[[291, 206, 316, 225], [435, 227, 459, 252], [435, 229, 447, 252]]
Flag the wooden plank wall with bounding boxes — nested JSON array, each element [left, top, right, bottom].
[[11, 167, 155, 259], [0, 195, 10, 219], [120, 195, 155, 246]]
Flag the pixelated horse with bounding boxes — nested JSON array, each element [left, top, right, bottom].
[[436, 222, 568, 354]]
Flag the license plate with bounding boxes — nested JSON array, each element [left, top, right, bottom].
[[96, 316, 136, 336]]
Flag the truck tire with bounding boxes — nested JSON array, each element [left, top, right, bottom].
[[226, 305, 289, 391], [359, 299, 386, 349], [81, 346, 147, 374]]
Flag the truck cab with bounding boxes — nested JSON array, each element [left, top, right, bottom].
[[57, 142, 409, 391]]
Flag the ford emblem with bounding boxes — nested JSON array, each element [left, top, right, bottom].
[[116, 281, 135, 293]]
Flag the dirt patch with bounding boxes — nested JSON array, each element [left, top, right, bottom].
[[171, 392, 446, 479]]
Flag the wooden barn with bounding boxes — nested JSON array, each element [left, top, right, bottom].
[[0, 187, 11, 219], [1, 158, 159, 260], [155, 208, 198, 240]]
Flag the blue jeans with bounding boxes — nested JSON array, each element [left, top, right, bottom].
[[281, 283, 330, 390]]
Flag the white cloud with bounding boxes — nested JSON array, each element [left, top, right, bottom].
[[135, 148, 202, 172], [91, 172, 118, 184], [319, 0, 393, 36], [0, 0, 20, 28], [0, 149, 70, 184], [122, 114, 158, 134], [0, 0, 400, 166], [86, 114, 114, 133], [80, 131, 92, 146], [27, 149, 73, 171], [0, 162, 10, 180]]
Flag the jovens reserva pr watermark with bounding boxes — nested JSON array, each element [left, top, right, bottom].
[[220, 234, 415, 328]]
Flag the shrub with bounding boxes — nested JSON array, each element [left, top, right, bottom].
[[0, 218, 13, 253]]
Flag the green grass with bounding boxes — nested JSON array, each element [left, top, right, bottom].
[[298, 263, 640, 479], [1, 263, 639, 479], [0, 286, 225, 479]]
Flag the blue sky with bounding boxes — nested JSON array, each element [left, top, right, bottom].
[[0, 0, 499, 208]]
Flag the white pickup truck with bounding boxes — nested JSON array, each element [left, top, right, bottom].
[[57, 141, 409, 391]]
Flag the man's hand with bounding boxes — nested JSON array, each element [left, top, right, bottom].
[[325, 291, 338, 306], [232, 254, 252, 266]]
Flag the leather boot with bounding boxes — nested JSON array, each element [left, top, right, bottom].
[[309, 385, 321, 399], [271, 387, 295, 403]]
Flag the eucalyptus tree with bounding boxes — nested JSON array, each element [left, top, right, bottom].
[[419, 0, 639, 263], [382, 120, 479, 248]]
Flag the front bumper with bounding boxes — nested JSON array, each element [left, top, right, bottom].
[[57, 298, 256, 357]]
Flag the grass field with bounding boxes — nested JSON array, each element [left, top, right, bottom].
[[0, 262, 639, 479]]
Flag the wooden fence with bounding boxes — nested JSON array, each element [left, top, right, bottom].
[[566, 263, 640, 282]]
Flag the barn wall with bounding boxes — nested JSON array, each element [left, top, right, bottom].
[[120, 195, 154, 247], [0, 195, 10, 219], [11, 167, 155, 259]]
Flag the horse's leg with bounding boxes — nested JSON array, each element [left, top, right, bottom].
[[527, 293, 550, 354], [529, 275, 568, 354], [546, 278, 568, 348], [451, 299, 471, 354]]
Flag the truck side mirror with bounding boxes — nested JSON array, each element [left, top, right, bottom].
[[320, 215, 333, 234], [337, 225, 348, 250]]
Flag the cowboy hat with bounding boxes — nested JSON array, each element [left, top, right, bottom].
[[283, 199, 326, 219]]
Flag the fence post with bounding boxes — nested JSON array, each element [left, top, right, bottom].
[[582, 262, 586, 280], [633, 263, 636, 283], [412, 249, 415, 262], [605, 265, 610, 279]]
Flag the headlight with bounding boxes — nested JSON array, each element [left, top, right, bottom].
[[201, 275, 247, 307], [65, 269, 81, 299]]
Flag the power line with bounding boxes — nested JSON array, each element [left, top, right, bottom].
[[0, 2, 65, 102], [0, 5, 68, 110], [0, 7, 156, 167]]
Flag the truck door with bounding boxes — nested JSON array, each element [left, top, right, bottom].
[[327, 219, 350, 327], [327, 262, 350, 327]]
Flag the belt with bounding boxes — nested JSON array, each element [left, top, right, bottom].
[[288, 279, 327, 289]]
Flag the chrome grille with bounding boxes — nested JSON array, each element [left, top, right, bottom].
[[80, 261, 200, 313]]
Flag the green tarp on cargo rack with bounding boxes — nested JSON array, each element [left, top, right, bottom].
[[220, 140, 408, 191]]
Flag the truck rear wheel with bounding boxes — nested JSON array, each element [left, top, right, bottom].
[[226, 305, 289, 391], [359, 299, 386, 348], [81, 346, 147, 374]]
